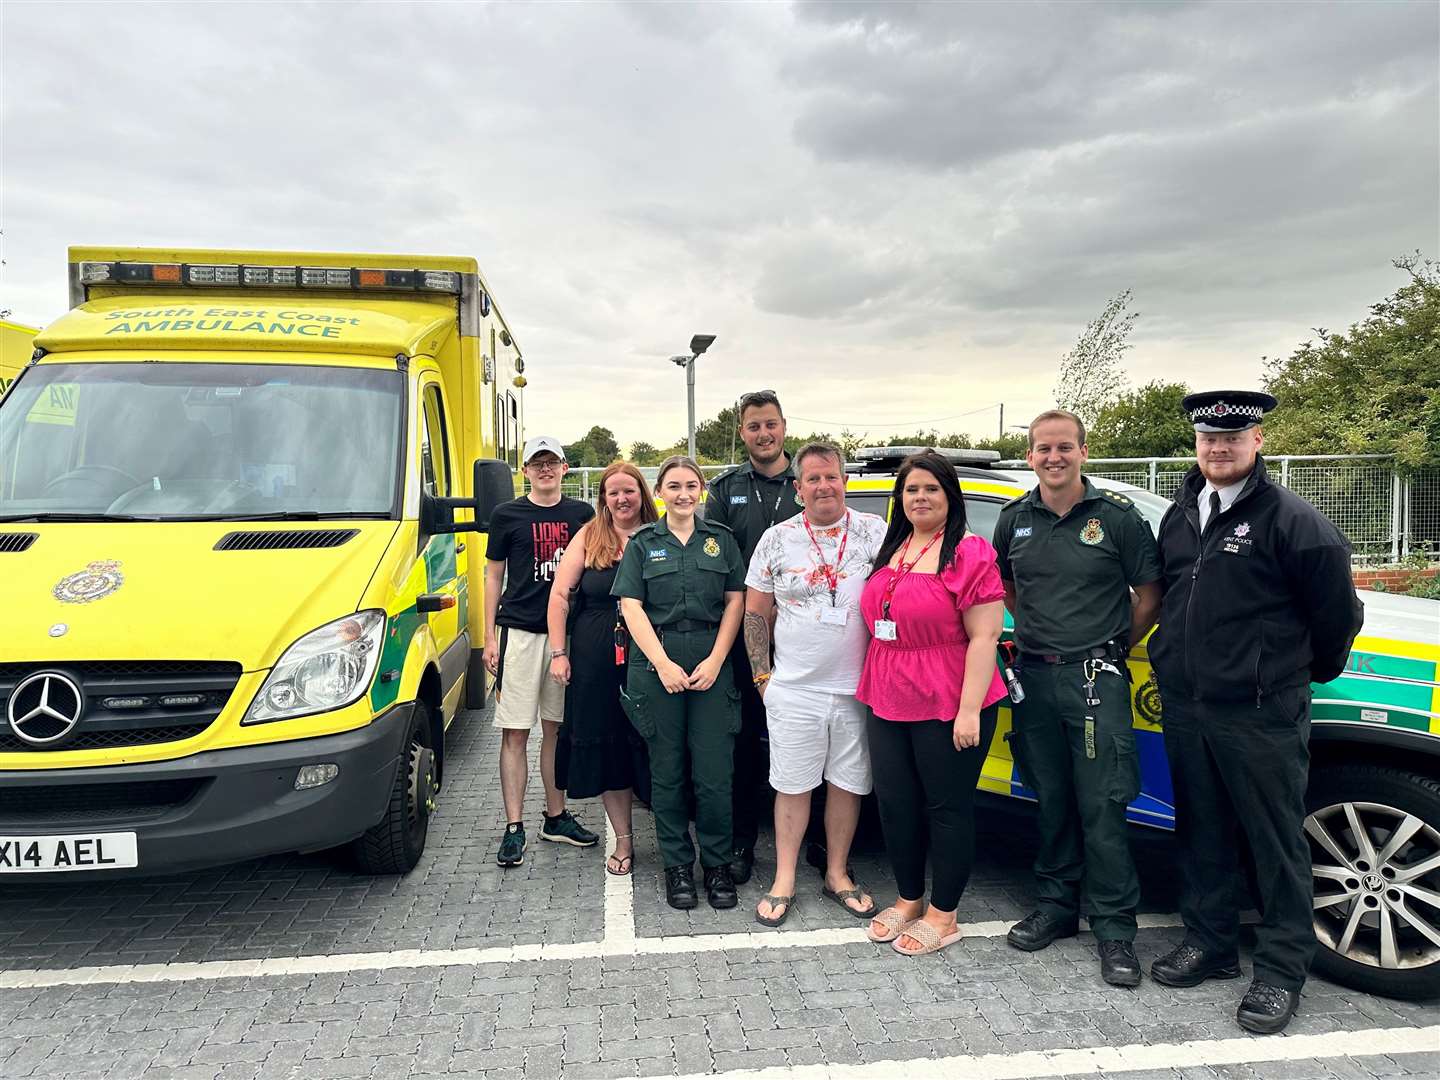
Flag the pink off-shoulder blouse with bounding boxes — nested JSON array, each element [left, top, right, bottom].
[[856, 533, 1008, 722]]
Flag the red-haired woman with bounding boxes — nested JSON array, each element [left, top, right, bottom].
[[548, 461, 659, 876]]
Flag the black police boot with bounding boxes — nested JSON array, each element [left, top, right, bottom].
[[704, 865, 738, 909], [1098, 940, 1142, 987], [1236, 980, 1300, 1034], [1150, 943, 1242, 988], [729, 846, 755, 885], [1006, 910, 1079, 952], [665, 865, 698, 910]]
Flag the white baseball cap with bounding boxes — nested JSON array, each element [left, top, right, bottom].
[[522, 435, 566, 465]]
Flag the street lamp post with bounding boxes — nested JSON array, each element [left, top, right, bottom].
[[670, 334, 716, 461]]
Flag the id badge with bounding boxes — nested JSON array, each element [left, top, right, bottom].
[[873, 619, 897, 641], [819, 607, 849, 627]]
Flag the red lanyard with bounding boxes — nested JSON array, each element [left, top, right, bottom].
[[802, 510, 850, 605], [881, 529, 942, 619]]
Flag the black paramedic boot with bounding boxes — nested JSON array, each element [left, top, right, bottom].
[[665, 865, 698, 910]]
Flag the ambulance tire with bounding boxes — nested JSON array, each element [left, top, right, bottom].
[[352, 705, 435, 874], [1305, 763, 1440, 1001]]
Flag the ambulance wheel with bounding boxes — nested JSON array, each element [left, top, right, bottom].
[[1305, 763, 1440, 1000], [353, 706, 436, 875]]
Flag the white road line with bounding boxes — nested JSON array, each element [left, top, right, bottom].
[[0, 913, 1185, 989], [603, 813, 635, 945], [655, 1025, 1440, 1080]]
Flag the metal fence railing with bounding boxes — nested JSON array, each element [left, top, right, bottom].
[[1078, 456, 1436, 564], [557, 456, 1439, 565]]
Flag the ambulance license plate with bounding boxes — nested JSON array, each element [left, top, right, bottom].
[[0, 833, 138, 873]]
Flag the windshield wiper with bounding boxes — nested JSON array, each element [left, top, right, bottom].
[[0, 512, 163, 523], [188, 511, 395, 522]]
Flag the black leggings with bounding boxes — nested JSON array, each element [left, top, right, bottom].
[[867, 705, 999, 912]]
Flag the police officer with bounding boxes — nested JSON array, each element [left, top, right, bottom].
[[705, 390, 802, 882], [614, 455, 748, 910], [1148, 391, 1362, 1034], [994, 409, 1162, 987]]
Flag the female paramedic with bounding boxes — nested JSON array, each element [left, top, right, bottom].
[[613, 455, 747, 911]]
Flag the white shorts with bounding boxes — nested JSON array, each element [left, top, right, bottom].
[[492, 627, 566, 730], [764, 682, 872, 796]]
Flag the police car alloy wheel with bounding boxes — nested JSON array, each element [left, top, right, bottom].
[[1305, 763, 1440, 1000]]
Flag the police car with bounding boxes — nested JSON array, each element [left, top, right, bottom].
[[844, 446, 1440, 1001]]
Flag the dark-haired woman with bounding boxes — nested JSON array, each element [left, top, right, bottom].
[[856, 451, 1007, 956]]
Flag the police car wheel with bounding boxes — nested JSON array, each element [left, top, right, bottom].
[[1305, 763, 1440, 1000], [352, 705, 434, 875]]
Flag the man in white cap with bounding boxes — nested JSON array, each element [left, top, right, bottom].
[[1148, 390, 1363, 1033], [484, 435, 598, 866]]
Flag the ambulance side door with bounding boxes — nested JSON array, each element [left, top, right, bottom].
[[418, 377, 466, 692]]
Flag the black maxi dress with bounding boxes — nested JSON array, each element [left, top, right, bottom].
[[556, 561, 652, 805]]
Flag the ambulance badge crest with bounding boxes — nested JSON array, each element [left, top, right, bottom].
[[703, 537, 721, 558], [1079, 518, 1105, 545], [53, 561, 125, 605]]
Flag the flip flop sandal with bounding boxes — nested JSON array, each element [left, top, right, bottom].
[[754, 894, 795, 928], [866, 906, 914, 943], [606, 834, 634, 877], [891, 919, 963, 957], [822, 884, 878, 919]]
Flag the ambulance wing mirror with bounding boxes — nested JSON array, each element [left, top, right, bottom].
[[470, 458, 516, 531], [420, 458, 515, 534]]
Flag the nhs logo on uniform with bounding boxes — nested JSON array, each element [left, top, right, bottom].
[[647, 548, 668, 560], [730, 495, 748, 504], [1014, 526, 1033, 537]]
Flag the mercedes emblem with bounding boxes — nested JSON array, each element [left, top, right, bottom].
[[7, 672, 86, 747]]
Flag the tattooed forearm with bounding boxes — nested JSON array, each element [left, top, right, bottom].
[[743, 610, 772, 678]]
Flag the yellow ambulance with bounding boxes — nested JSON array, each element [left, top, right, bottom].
[[0, 248, 520, 877], [1, 319, 39, 398]]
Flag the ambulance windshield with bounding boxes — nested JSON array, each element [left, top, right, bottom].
[[0, 362, 403, 520]]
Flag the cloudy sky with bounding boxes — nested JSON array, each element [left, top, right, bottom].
[[3, 1, 1436, 451]]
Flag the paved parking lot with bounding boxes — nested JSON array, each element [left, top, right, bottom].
[[0, 708, 1436, 1080]]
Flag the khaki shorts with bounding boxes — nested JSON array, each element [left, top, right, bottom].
[[492, 627, 566, 730], [764, 682, 872, 796]]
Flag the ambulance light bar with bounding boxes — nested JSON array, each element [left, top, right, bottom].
[[853, 445, 1001, 470], [78, 261, 461, 295]]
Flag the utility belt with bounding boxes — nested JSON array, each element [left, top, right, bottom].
[[655, 619, 719, 632], [1020, 641, 1128, 667]]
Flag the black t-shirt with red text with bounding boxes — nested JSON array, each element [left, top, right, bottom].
[[485, 495, 595, 632]]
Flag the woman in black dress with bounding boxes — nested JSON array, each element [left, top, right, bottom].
[[547, 462, 659, 875]]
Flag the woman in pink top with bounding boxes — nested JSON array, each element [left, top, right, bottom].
[[856, 451, 1007, 956]]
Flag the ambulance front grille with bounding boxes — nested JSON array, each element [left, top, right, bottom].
[[0, 778, 207, 824], [0, 661, 242, 752]]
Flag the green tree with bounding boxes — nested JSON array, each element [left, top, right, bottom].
[[564, 425, 620, 467], [1088, 381, 1194, 458], [1262, 254, 1440, 470], [975, 433, 1029, 460], [1054, 289, 1137, 425], [627, 440, 663, 465]]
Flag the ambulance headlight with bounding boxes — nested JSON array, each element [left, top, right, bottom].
[[244, 611, 386, 724]]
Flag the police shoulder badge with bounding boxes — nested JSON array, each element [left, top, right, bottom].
[[1079, 518, 1105, 545], [703, 537, 721, 558], [54, 560, 125, 604]]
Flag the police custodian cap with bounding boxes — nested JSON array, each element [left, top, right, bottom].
[[1181, 390, 1278, 432]]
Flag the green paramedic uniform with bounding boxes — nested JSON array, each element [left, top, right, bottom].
[[993, 479, 1161, 942], [612, 514, 747, 870]]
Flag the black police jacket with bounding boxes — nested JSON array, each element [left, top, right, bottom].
[[1148, 456, 1363, 703]]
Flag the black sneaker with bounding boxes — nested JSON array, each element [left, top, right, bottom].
[[1150, 943, 1242, 988], [1099, 940, 1142, 987], [1236, 980, 1299, 1034], [730, 846, 755, 885], [540, 810, 598, 847], [704, 865, 738, 909], [1006, 910, 1079, 952], [665, 865, 698, 910], [496, 823, 526, 867]]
